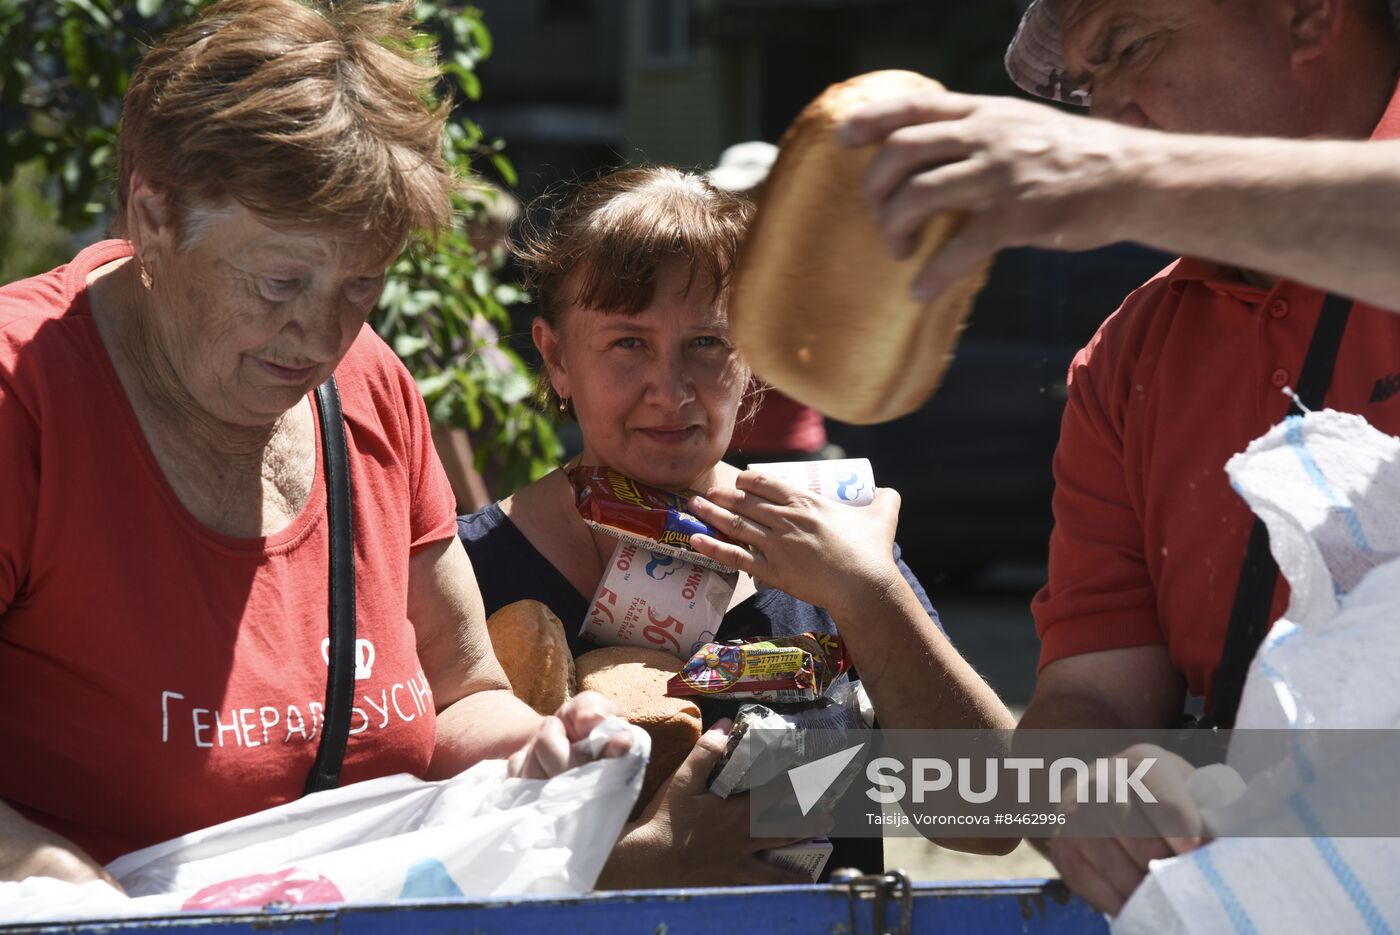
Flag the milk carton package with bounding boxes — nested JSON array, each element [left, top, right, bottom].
[[748, 458, 875, 507], [580, 539, 736, 660]]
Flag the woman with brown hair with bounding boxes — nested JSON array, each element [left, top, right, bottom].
[[0, 0, 623, 886], [458, 166, 1016, 887]]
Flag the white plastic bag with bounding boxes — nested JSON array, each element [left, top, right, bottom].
[[1115, 411, 1400, 935], [0, 717, 648, 922]]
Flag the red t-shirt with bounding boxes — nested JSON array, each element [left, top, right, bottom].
[[1035, 82, 1400, 714], [0, 241, 458, 863]]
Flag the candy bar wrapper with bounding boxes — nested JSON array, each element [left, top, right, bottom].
[[708, 678, 874, 799], [747, 458, 876, 507], [762, 838, 833, 882], [580, 538, 737, 660], [666, 633, 850, 703], [569, 466, 736, 574]]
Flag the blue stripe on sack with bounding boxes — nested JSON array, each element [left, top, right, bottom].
[[1257, 657, 1316, 783], [1291, 795, 1393, 935], [1193, 847, 1259, 935], [1264, 623, 1301, 651], [1286, 416, 1372, 553]]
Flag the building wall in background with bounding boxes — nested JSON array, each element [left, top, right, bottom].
[[470, 1, 1028, 191], [622, 0, 732, 168], [621, 1, 1027, 171], [469, 0, 626, 198]]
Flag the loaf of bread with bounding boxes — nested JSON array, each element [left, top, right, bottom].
[[729, 69, 991, 425], [577, 646, 702, 812], [485, 600, 575, 716]]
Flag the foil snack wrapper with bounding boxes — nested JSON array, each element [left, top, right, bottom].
[[666, 633, 851, 703], [708, 678, 875, 799]]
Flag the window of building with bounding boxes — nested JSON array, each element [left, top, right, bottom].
[[642, 0, 691, 67]]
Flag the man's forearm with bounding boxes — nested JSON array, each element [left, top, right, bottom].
[[1120, 134, 1400, 311], [1016, 690, 1135, 731]]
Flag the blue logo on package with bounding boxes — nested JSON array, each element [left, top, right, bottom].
[[836, 471, 864, 502], [646, 552, 677, 580]]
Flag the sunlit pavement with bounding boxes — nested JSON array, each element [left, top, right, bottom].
[[888, 838, 1058, 881]]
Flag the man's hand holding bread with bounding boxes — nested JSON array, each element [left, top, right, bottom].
[[840, 90, 1136, 306]]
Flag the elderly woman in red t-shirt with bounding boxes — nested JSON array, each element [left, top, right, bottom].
[[0, 0, 622, 886]]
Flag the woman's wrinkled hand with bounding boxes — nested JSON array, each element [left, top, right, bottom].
[[688, 471, 905, 618], [506, 690, 634, 780], [598, 719, 813, 888], [0, 813, 123, 890]]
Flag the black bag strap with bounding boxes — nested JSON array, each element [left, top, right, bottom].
[[305, 375, 357, 794], [1204, 293, 1352, 728]]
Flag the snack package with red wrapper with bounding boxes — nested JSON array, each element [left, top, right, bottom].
[[569, 466, 737, 573], [665, 633, 850, 704]]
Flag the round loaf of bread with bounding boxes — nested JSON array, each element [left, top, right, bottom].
[[577, 646, 702, 813], [485, 600, 575, 716], [729, 70, 991, 425]]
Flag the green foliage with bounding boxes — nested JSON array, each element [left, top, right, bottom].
[[0, 162, 71, 280], [0, 0, 207, 227], [0, 0, 559, 492], [375, 2, 561, 493]]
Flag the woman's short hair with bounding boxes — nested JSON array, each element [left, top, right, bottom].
[[515, 166, 754, 415], [517, 166, 753, 323], [116, 0, 454, 255]]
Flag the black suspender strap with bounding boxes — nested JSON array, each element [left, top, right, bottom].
[[1205, 293, 1352, 729], [1208, 519, 1282, 729], [305, 375, 357, 795], [1292, 295, 1353, 410]]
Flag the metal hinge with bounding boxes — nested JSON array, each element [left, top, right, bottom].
[[829, 868, 913, 935]]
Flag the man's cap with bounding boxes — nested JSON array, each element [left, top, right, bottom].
[[1004, 1, 1083, 106], [1006, 0, 1400, 107], [707, 141, 779, 193]]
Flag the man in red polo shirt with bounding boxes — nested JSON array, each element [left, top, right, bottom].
[[840, 0, 1400, 914]]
